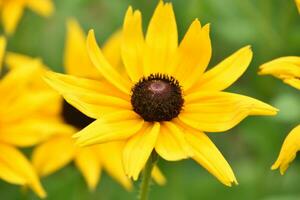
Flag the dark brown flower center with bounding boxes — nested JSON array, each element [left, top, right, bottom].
[[61, 100, 94, 129], [131, 74, 184, 122]]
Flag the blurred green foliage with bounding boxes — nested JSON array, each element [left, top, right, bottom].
[[2, 0, 300, 199]]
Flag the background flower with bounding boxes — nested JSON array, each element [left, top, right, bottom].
[[0, 0, 54, 35]]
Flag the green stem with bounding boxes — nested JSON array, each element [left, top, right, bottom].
[[139, 152, 158, 200]]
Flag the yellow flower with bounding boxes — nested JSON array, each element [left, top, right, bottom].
[[296, 0, 300, 13], [4, 19, 165, 191], [0, 37, 50, 198], [259, 57, 300, 90], [46, 1, 277, 186], [259, 57, 300, 174], [0, 0, 54, 35]]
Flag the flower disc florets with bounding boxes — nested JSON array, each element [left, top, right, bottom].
[[131, 74, 184, 122]]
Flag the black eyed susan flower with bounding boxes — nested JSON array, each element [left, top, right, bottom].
[[5, 20, 165, 191], [0, 37, 49, 198], [259, 57, 300, 174], [0, 0, 54, 35], [46, 1, 278, 186]]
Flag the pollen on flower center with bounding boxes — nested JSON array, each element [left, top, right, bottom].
[[131, 74, 184, 122]]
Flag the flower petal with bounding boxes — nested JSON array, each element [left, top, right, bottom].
[[74, 111, 144, 146], [32, 135, 75, 177], [26, 0, 54, 17], [102, 31, 123, 72], [1, 90, 60, 122], [155, 122, 193, 161], [143, 1, 177, 75], [1, 1, 24, 34], [151, 166, 166, 185], [0, 143, 46, 198], [0, 64, 40, 106], [87, 30, 132, 94], [44, 71, 130, 118], [183, 128, 237, 186], [0, 36, 6, 72], [96, 142, 132, 190], [258, 56, 300, 90], [74, 147, 101, 190], [123, 122, 160, 180], [271, 125, 300, 174], [0, 118, 74, 147], [179, 92, 278, 132], [174, 20, 211, 90], [189, 46, 252, 92], [121, 6, 144, 82], [296, 0, 300, 13], [64, 19, 101, 78]]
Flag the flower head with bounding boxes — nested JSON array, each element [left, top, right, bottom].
[[0, 0, 54, 35], [16, 20, 164, 191], [46, 1, 277, 186]]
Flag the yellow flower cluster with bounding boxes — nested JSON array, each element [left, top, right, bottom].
[[0, 0, 299, 199]]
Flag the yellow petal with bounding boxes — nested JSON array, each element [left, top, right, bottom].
[[0, 64, 39, 105], [296, 0, 300, 13], [179, 92, 278, 132], [143, 1, 177, 75], [0, 36, 6, 72], [0, 118, 74, 147], [151, 166, 166, 185], [174, 20, 211, 90], [155, 122, 193, 161], [64, 19, 101, 78], [1, 90, 60, 122], [189, 46, 252, 92], [271, 125, 300, 174], [121, 6, 144, 82], [96, 142, 132, 190], [284, 78, 300, 90], [259, 56, 300, 90], [86, 30, 132, 94], [102, 30, 123, 72], [183, 128, 237, 186], [123, 122, 160, 180], [32, 135, 75, 177], [5, 52, 43, 69], [0, 143, 46, 198], [74, 111, 144, 146], [74, 147, 101, 190], [1, 1, 24, 35], [44, 71, 130, 118], [26, 0, 54, 17]]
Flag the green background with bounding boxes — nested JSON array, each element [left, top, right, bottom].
[[2, 0, 300, 199]]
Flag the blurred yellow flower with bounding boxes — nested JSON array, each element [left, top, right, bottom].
[[0, 0, 54, 35], [0, 37, 51, 198], [296, 0, 300, 13], [5, 20, 165, 191], [259, 57, 300, 174], [46, 1, 278, 186]]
